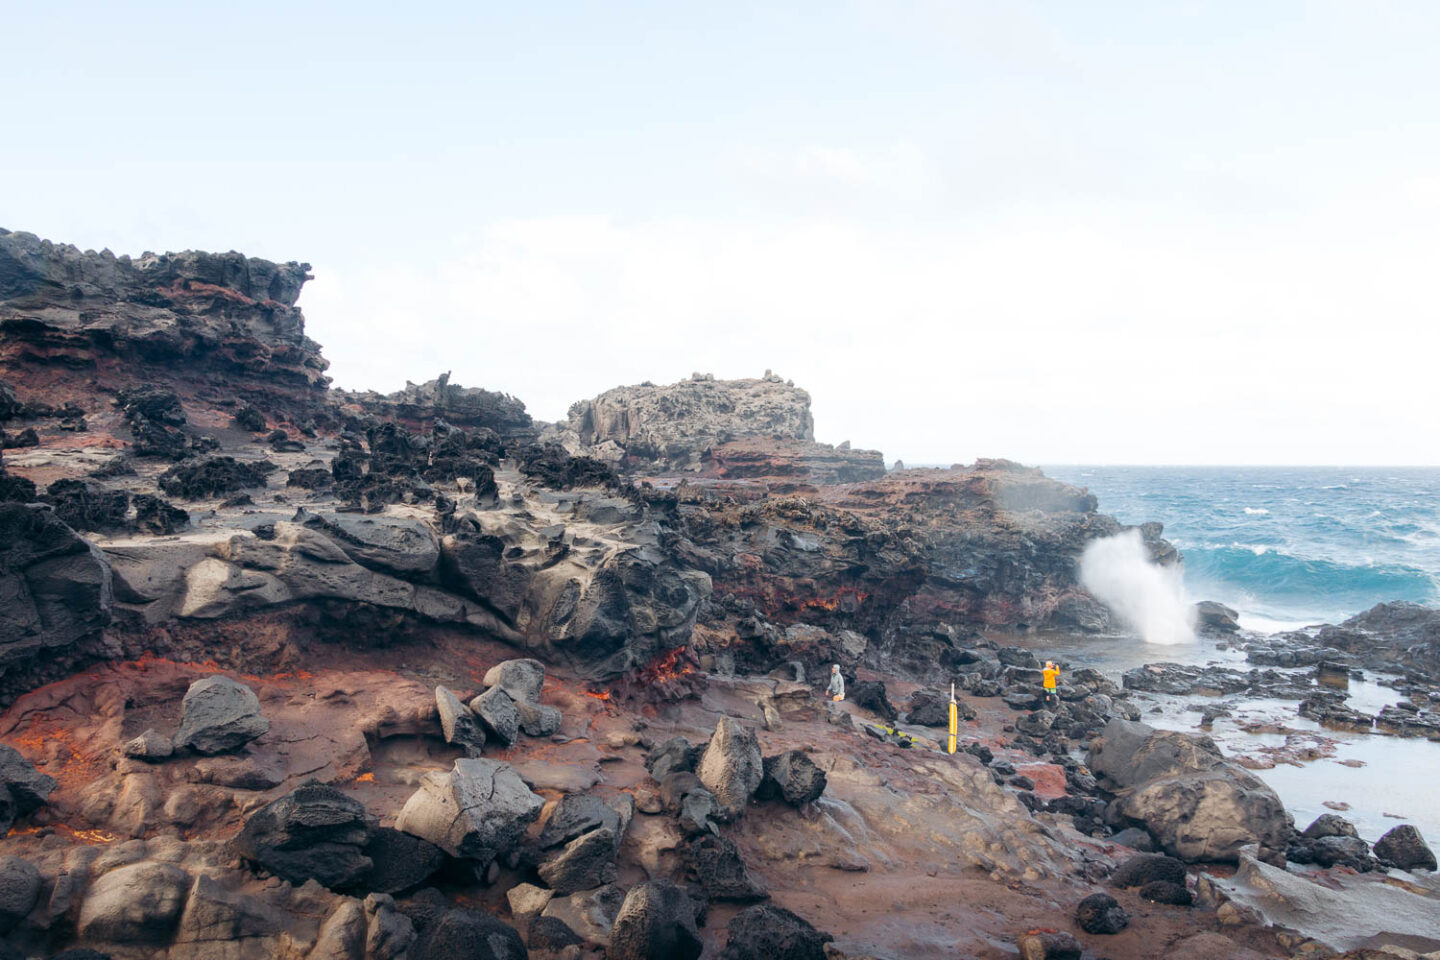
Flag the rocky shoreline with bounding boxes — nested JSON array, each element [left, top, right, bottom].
[[1, 229, 1438, 959]]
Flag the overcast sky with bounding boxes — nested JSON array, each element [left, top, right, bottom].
[[4, 2, 1438, 465]]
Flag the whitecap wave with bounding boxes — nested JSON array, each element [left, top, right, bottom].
[[1243, 507, 1270, 516]]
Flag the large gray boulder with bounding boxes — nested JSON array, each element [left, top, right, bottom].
[[234, 780, 376, 890], [756, 751, 826, 807], [1089, 719, 1290, 864], [76, 861, 192, 943], [483, 658, 561, 737], [695, 717, 763, 822], [0, 502, 112, 670], [538, 794, 630, 851], [482, 659, 546, 703], [396, 758, 543, 864], [606, 879, 703, 960], [0, 856, 40, 934], [173, 675, 269, 754]]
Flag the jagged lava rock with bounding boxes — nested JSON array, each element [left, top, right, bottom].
[[0, 856, 40, 934], [1075, 892, 1128, 934], [173, 675, 269, 754], [695, 716, 763, 822], [395, 758, 543, 863], [410, 907, 526, 960], [470, 686, 519, 746], [234, 780, 375, 890], [688, 834, 768, 902], [0, 743, 57, 831], [606, 879, 703, 960], [721, 904, 831, 960], [436, 685, 486, 757], [756, 751, 826, 807], [538, 827, 619, 895]]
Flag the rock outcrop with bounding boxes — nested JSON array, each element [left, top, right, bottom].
[[1089, 719, 1291, 864], [0, 228, 329, 417]]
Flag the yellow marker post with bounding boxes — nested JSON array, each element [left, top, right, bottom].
[[947, 682, 958, 754]]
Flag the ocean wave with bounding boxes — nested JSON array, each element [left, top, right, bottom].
[[1243, 507, 1270, 516], [1182, 545, 1438, 608]]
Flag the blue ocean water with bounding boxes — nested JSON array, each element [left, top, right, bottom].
[[1043, 466, 1440, 631]]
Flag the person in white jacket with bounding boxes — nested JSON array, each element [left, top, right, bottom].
[[826, 664, 845, 701]]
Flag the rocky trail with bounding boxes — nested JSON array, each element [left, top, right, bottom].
[[2, 228, 1438, 959]]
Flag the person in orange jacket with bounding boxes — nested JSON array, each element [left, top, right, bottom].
[[1042, 660, 1061, 707]]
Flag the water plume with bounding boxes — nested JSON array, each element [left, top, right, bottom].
[[1080, 530, 1196, 645]]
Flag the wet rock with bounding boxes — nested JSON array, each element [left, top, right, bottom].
[[173, 675, 269, 754], [1075, 892, 1128, 934], [234, 779, 375, 890], [538, 794, 628, 851], [470, 686, 520, 747], [1089, 719, 1291, 864], [1138, 880, 1193, 905], [411, 908, 526, 960], [1110, 853, 1186, 888], [122, 730, 174, 762], [1194, 600, 1240, 633], [696, 717, 763, 822], [606, 878, 703, 960], [1373, 824, 1436, 871], [539, 828, 619, 895], [721, 904, 831, 960], [76, 861, 191, 943], [756, 751, 826, 807], [396, 758, 544, 864], [1016, 930, 1082, 960], [688, 834, 768, 902], [436, 685, 486, 757], [157, 456, 275, 499], [0, 857, 40, 934], [358, 827, 447, 895], [644, 737, 696, 781]]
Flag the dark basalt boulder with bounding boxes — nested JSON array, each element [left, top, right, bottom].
[[1, 428, 38, 450], [0, 381, 20, 421], [435, 685, 486, 758], [687, 835, 768, 902], [1075, 892, 1128, 934], [906, 689, 974, 727], [528, 914, 583, 952], [517, 442, 619, 490], [848, 680, 897, 721], [0, 502, 112, 673], [1287, 834, 1377, 872], [357, 827, 446, 895], [695, 717, 763, 822], [411, 908, 526, 960], [287, 467, 332, 489], [606, 879, 703, 960], [234, 780, 375, 890], [1374, 824, 1437, 871], [0, 856, 41, 934], [158, 456, 275, 499], [232, 404, 267, 432], [42, 479, 129, 532], [470, 687, 520, 747], [131, 494, 189, 535], [173, 675, 269, 754], [1137, 880, 1193, 905], [1194, 600, 1240, 633], [756, 751, 826, 807], [720, 904, 831, 960], [1109, 853, 1186, 889]]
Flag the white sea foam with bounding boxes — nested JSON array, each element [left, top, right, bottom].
[[1243, 507, 1270, 516], [1080, 530, 1196, 645]]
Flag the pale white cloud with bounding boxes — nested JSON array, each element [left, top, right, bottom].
[[302, 188, 1440, 466]]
